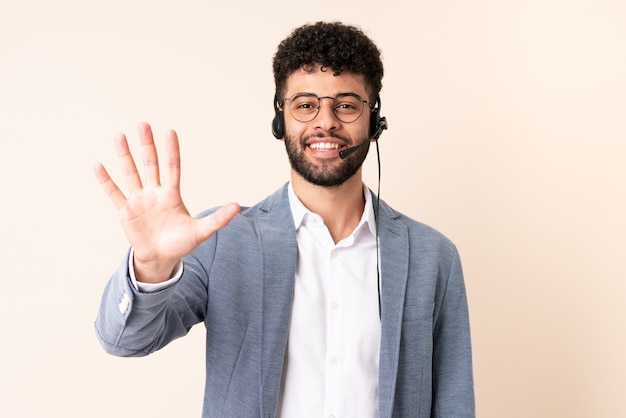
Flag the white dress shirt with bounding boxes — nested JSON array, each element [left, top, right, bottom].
[[277, 183, 380, 418]]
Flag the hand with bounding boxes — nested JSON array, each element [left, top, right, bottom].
[[93, 122, 240, 283]]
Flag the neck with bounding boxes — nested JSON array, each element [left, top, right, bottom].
[[291, 170, 365, 243]]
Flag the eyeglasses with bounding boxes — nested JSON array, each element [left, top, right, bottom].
[[283, 92, 373, 123]]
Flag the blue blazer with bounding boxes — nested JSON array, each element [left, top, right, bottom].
[[96, 184, 475, 417]]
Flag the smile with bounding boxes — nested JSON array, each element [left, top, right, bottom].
[[308, 142, 342, 150]]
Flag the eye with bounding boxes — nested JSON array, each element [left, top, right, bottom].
[[297, 101, 316, 110], [335, 101, 358, 110], [334, 95, 362, 113], [290, 95, 318, 112]]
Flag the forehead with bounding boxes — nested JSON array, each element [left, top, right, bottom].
[[285, 65, 368, 99]]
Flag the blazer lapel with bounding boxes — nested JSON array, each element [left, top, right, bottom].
[[254, 185, 297, 416], [375, 198, 410, 418]]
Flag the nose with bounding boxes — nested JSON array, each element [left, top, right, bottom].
[[314, 97, 340, 131]]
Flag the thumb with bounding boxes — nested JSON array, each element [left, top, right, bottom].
[[196, 202, 240, 241]]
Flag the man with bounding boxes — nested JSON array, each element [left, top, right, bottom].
[[94, 21, 475, 417]]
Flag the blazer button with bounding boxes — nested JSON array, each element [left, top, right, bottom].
[[118, 293, 130, 315]]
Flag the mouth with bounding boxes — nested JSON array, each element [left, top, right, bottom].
[[305, 141, 348, 159], [308, 142, 343, 151], [300, 132, 350, 159]]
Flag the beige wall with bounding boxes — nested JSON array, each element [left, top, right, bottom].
[[1, 1, 624, 416]]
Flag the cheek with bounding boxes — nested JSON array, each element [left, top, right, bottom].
[[284, 120, 306, 140], [354, 120, 371, 140]]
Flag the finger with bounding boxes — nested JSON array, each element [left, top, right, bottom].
[[93, 162, 128, 209], [114, 133, 143, 193], [163, 129, 181, 190], [138, 122, 161, 187], [195, 203, 240, 242]]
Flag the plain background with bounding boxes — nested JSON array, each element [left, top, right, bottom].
[[1, 0, 624, 417]]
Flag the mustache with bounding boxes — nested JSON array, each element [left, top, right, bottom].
[[302, 131, 350, 143]]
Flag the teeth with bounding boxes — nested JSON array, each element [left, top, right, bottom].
[[309, 142, 340, 150]]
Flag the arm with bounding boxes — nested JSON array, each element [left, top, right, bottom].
[[431, 248, 475, 417], [94, 247, 213, 356], [93, 122, 239, 355]]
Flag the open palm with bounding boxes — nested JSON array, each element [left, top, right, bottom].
[[94, 122, 239, 283]]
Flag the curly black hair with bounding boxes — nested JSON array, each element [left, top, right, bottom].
[[273, 21, 383, 102]]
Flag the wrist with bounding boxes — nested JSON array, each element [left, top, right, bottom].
[[132, 255, 180, 284]]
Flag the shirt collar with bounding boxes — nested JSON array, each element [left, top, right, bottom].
[[288, 181, 377, 238]]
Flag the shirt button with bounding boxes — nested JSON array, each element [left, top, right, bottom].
[[330, 301, 339, 310], [330, 356, 338, 364], [330, 249, 337, 258]]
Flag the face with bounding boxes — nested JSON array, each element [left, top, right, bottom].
[[282, 65, 372, 187]]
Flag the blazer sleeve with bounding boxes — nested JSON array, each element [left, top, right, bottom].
[[431, 247, 475, 417], [94, 248, 209, 357]]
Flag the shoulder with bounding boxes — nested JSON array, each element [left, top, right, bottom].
[[194, 183, 293, 237], [196, 183, 290, 220], [376, 196, 459, 262], [377, 196, 455, 244]]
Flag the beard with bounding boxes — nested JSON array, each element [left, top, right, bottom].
[[284, 131, 370, 187]]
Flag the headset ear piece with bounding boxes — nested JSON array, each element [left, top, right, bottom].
[[272, 95, 285, 139], [369, 97, 387, 140], [369, 107, 379, 136], [371, 116, 387, 140], [272, 113, 284, 139]]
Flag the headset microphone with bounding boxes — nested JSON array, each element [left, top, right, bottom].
[[338, 116, 387, 159], [338, 137, 370, 159]]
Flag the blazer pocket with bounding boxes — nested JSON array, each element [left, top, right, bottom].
[[400, 302, 435, 360], [402, 302, 435, 323]]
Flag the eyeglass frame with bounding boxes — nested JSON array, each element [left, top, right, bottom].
[[280, 92, 375, 124]]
